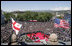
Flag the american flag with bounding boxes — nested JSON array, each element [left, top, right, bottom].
[[54, 18, 69, 29], [11, 18, 22, 35]]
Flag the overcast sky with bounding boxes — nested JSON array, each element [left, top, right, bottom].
[[1, 1, 71, 12]]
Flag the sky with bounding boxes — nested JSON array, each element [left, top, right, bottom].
[[1, 1, 71, 12]]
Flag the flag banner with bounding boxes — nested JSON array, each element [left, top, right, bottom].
[[26, 32, 49, 43], [20, 31, 49, 43], [11, 18, 22, 35], [54, 18, 69, 29]]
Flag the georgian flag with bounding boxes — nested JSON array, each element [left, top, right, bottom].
[[11, 18, 22, 35]]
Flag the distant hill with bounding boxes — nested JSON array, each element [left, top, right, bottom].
[[3, 10, 71, 15]]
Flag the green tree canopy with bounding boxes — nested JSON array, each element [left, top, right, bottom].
[[4, 11, 55, 22]]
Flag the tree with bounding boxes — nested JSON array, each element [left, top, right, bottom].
[[4, 11, 54, 22], [57, 16, 63, 19], [4, 13, 15, 22]]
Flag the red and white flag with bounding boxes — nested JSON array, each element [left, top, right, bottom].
[[11, 18, 22, 35]]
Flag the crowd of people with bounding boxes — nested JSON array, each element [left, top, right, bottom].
[[1, 20, 71, 43]]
